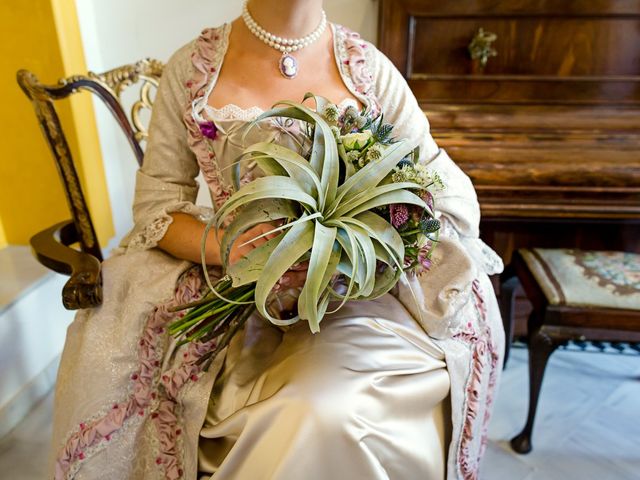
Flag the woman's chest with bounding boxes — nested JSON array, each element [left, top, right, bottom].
[[207, 47, 362, 111]]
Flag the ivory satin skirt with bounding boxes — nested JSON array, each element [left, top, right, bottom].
[[198, 294, 451, 479]]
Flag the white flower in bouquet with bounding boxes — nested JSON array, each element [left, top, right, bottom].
[[342, 130, 373, 151]]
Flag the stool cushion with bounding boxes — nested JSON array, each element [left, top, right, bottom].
[[520, 249, 640, 310]]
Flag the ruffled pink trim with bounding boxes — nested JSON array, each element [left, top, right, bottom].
[[334, 25, 381, 116], [54, 267, 216, 480], [453, 280, 499, 480], [183, 26, 232, 210], [152, 338, 215, 480]]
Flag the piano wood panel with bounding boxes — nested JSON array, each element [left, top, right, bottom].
[[379, 0, 640, 105], [410, 17, 640, 77], [378, 0, 640, 228]]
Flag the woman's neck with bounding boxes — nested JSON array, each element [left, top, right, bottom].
[[246, 0, 324, 38]]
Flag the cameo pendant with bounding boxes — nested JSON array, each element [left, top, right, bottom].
[[279, 53, 298, 79]]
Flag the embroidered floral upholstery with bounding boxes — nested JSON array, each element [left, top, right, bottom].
[[520, 248, 640, 310]]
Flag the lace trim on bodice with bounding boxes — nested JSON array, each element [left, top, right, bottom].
[[204, 98, 360, 122], [332, 24, 380, 116], [204, 104, 265, 122], [185, 25, 234, 210]]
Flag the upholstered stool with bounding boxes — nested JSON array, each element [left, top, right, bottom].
[[502, 248, 640, 454]]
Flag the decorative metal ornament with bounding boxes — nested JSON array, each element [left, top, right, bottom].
[[468, 28, 498, 69]]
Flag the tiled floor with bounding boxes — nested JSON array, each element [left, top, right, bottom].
[[1, 347, 638, 479], [0, 391, 53, 478], [481, 347, 640, 480]]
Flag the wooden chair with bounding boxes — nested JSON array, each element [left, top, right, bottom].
[[501, 248, 640, 454], [17, 59, 164, 310]]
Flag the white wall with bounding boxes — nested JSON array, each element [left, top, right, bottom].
[[0, 271, 74, 437], [74, 0, 379, 250]]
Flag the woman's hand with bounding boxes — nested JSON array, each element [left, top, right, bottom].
[[158, 214, 307, 286], [231, 226, 309, 308], [228, 223, 280, 265], [230, 224, 309, 289], [276, 260, 309, 290], [158, 215, 280, 267]]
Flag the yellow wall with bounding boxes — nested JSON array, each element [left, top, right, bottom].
[[0, 221, 6, 249], [0, 0, 113, 247], [51, 0, 114, 245]]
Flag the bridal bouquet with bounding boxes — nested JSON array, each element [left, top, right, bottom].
[[170, 94, 443, 366]]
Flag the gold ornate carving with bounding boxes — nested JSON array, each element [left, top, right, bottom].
[[131, 79, 158, 142], [39, 102, 97, 249], [62, 58, 164, 142]]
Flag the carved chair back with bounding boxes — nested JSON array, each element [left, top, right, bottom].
[[16, 59, 164, 309], [17, 59, 164, 261]]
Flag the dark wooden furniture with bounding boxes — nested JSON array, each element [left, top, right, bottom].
[[378, 0, 640, 339], [17, 59, 163, 309], [504, 248, 640, 453]]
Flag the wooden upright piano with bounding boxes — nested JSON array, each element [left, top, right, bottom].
[[378, 0, 640, 331], [378, 0, 640, 255]]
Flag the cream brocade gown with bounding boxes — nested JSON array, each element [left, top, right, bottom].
[[49, 23, 504, 480], [195, 104, 450, 479]]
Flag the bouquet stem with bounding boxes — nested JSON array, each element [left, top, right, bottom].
[[168, 275, 256, 351]]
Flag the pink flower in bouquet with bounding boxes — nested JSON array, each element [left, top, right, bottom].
[[421, 191, 434, 212], [417, 245, 433, 273], [390, 204, 409, 228]]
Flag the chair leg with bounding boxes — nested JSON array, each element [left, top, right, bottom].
[[511, 322, 558, 454], [499, 268, 519, 368]]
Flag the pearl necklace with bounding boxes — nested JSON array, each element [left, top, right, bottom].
[[242, 0, 327, 79]]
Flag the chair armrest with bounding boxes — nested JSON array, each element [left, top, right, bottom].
[[30, 220, 103, 310]]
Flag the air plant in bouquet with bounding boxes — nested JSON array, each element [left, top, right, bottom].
[[168, 94, 443, 368]]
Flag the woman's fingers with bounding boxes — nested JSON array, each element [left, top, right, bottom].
[[245, 223, 275, 247], [259, 222, 281, 241], [279, 270, 307, 288], [255, 223, 284, 241], [234, 222, 281, 253], [289, 260, 309, 272], [227, 222, 290, 264], [278, 261, 309, 288]]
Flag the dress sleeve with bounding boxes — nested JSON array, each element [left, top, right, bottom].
[[119, 41, 213, 252], [369, 46, 503, 338], [370, 47, 482, 239]]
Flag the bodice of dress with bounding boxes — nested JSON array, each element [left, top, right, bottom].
[[200, 99, 359, 203], [203, 105, 306, 193]]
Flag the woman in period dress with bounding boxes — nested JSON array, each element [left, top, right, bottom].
[[49, 1, 505, 479]]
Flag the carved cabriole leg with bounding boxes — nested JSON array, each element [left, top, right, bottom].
[[62, 270, 103, 310], [511, 318, 558, 454], [499, 270, 519, 368]]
